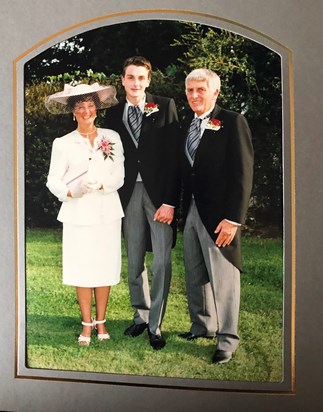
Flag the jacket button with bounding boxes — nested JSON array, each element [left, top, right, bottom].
[[138, 160, 141, 164]]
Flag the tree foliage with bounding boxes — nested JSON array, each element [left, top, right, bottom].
[[24, 21, 187, 84], [24, 20, 282, 229], [171, 23, 283, 225]]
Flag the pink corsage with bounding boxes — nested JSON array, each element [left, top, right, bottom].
[[97, 136, 115, 161], [144, 102, 159, 116], [205, 118, 222, 131]]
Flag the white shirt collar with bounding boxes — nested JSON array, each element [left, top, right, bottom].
[[126, 95, 146, 111], [194, 105, 215, 120]]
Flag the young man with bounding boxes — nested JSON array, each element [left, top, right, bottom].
[[104, 56, 179, 350], [179, 68, 254, 364]]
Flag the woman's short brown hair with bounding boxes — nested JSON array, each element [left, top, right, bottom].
[[66, 92, 100, 112]]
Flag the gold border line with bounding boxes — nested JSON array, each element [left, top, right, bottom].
[[13, 8, 292, 63], [288, 52, 296, 393]]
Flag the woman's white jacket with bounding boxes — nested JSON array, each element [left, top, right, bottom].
[[46, 128, 125, 225]]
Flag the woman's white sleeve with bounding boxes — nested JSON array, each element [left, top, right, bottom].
[[46, 138, 70, 202]]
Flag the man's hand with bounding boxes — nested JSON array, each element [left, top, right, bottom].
[[214, 219, 238, 247], [154, 205, 174, 225]]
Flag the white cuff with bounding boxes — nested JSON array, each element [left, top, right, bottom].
[[225, 219, 241, 226]]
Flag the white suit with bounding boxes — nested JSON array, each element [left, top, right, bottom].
[[47, 128, 124, 224], [46, 128, 125, 287]]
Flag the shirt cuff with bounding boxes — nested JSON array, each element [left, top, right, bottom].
[[225, 219, 241, 226]]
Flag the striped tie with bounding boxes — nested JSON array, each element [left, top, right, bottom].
[[186, 117, 202, 161], [128, 105, 142, 142]]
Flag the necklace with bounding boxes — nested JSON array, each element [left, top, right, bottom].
[[77, 127, 97, 137]]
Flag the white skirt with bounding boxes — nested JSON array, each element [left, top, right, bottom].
[[62, 219, 122, 287]]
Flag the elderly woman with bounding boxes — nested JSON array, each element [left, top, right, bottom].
[[45, 83, 124, 346]]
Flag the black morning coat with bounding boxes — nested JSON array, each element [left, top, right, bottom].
[[180, 104, 254, 271], [104, 92, 181, 249]]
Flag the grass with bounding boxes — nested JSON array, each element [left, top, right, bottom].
[[25, 227, 283, 383]]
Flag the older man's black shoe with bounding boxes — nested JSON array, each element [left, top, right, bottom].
[[212, 350, 232, 364], [148, 330, 166, 350], [124, 322, 148, 337], [178, 331, 214, 341]]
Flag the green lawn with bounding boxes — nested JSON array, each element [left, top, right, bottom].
[[25, 227, 283, 382]]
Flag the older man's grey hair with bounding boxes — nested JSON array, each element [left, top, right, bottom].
[[185, 69, 221, 92]]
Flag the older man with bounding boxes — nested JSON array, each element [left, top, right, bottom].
[[179, 68, 254, 364]]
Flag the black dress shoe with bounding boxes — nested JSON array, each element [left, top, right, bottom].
[[148, 330, 166, 350], [212, 350, 232, 364], [124, 322, 148, 337], [178, 331, 214, 340]]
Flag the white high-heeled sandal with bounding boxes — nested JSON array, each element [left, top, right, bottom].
[[93, 319, 110, 341], [78, 321, 93, 346]]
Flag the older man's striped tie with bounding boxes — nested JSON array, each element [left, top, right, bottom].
[[186, 117, 202, 161]]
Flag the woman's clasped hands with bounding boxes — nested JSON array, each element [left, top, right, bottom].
[[70, 179, 102, 198]]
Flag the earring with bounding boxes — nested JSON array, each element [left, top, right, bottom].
[[73, 115, 76, 121]]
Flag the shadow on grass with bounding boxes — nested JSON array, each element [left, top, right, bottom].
[[25, 314, 282, 382], [27, 314, 215, 352]]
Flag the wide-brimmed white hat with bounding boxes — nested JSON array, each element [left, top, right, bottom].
[[45, 82, 118, 114]]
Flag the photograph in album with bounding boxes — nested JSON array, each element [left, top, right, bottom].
[[19, 16, 289, 389]]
